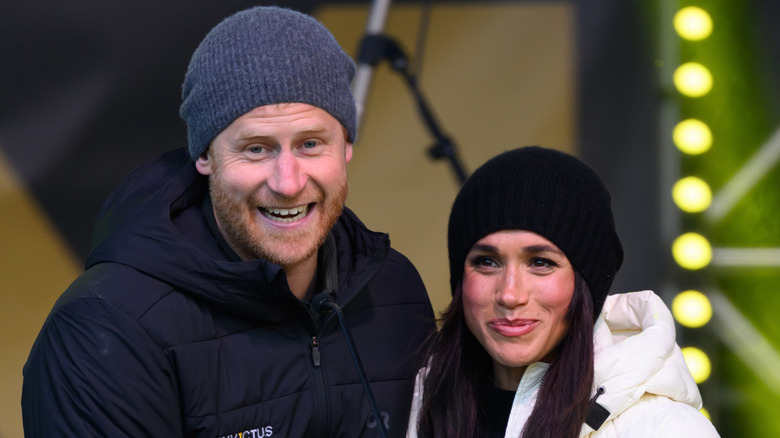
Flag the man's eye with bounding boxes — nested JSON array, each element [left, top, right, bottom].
[[248, 146, 264, 153], [303, 140, 318, 149]]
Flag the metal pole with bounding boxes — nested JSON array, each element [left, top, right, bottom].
[[351, 0, 393, 134]]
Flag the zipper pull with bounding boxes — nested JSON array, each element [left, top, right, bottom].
[[311, 336, 321, 367], [585, 386, 609, 430]]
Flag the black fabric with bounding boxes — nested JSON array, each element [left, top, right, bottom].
[[585, 401, 610, 431], [478, 384, 516, 438], [200, 194, 242, 263], [21, 148, 436, 437]]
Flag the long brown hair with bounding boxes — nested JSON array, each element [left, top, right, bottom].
[[415, 273, 594, 438]]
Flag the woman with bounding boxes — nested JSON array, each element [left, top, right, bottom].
[[407, 146, 719, 438]]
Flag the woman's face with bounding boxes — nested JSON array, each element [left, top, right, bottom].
[[462, 229, 575, 389]]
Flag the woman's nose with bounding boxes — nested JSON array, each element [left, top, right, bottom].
[[495, 270, 529, 309]]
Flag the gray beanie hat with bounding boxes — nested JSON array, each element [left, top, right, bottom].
[[180, 6, 357, 161], [447, 146, 624, 317]]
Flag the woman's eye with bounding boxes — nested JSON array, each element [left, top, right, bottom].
[[530, 258, 556, 268], [469, 256, 498, 268]]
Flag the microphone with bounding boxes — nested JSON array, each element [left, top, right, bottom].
[[311, 292, 390, 438]]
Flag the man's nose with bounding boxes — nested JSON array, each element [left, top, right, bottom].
[[267, 149, 306, 198]]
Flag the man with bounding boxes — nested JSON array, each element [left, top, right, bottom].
[[22, 6, 435, 437]]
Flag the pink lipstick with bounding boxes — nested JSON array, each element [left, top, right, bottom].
[[489, 319, 538, 337]]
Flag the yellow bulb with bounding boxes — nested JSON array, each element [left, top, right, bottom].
[[673, 119, 712, 155], [672, 290, 713, 328], [673, 176, 712, 213], [674, 63, 713, 97], [672, 232, 712, 270], [700, 407, 711, 420], [682, 346, 711, 383], [674, 7, 713, 41]]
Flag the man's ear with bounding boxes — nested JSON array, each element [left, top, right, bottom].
[[195, 153, 212, 176], [345, 143, 353, 163]]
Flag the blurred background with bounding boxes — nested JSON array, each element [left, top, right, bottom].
[[1, 0, 779, 436]]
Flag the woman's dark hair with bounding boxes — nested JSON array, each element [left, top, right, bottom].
[[415, 272, 595, 438]]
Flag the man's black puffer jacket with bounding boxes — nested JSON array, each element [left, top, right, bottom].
[[22, 148, 436, 437]]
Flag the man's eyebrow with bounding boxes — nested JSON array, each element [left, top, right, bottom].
[[234, 125, 331, 140]]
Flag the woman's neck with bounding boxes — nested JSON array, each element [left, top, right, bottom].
[[492, 363, 527, 390]]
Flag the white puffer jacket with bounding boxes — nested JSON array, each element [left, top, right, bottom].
[[407, 291, 720, 438]]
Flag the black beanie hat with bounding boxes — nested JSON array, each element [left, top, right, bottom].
[[447, 146, 624, 317]]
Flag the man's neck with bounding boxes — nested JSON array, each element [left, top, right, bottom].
[[283, 255, 318, 301]]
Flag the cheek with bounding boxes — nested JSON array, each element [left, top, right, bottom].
[[540, 283, 574, 329], [217, 166, 267, 193], [461, 273, 495, 328], [462, 272, 489, 307], [312, 160, 348, 186]]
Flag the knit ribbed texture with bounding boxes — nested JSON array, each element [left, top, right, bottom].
[[180, 6, 357, 161], [447, 146, 624, 317]]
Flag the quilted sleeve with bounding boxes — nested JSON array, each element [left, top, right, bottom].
[[22, 297, 182, 437]]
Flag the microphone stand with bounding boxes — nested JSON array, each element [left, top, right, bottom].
[[352, 0, 469, 185], [351, 0, 393, 130]]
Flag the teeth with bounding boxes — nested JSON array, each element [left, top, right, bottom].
[[261, 205, 309, 223]]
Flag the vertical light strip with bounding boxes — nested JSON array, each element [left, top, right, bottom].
[[659, 0, 682, 301]]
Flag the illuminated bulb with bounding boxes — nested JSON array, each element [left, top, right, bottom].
[[672, 232, 712, 270], [673, 176, 712, 213], [673, 119, 712, 154], [674, 63, 713, 97], [682, 346, 711, 383], [674, 7, 713, 41], [672, 290, 713, 328]]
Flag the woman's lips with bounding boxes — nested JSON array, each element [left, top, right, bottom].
[[489, 319, 539, 337]]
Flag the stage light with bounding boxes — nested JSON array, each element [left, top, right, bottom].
[[673, 176, 712, 213], [674, 62, 713, 97], [672, 290, 713, 328], [674, 7, 713, 41], [673, 119, 712, 154], [672, 232, 712, 270], [682, 346, 712, 383]]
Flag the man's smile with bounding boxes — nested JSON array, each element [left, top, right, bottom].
[[259, 204, 312, 223]]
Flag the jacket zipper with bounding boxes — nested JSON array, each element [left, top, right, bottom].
[[310, 336, 321, 367], [307, 330, 329, 437]]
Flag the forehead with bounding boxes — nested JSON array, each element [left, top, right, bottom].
[[220, 102, 345, 139], [473, 229, 562, 251]]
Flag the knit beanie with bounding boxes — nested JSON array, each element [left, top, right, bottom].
[[447, 146, 624, 317], [180, 6, 357, 161]]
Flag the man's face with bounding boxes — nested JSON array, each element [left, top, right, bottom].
[[196, 103, 353, 269]]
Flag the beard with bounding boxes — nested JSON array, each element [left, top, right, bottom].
[[209, 168, 348, 269]]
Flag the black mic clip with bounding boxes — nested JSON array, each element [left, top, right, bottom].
[[311, 291, 336, 315]]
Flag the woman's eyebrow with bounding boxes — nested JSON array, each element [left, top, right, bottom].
[[524, 244, 565, 255], [469, 243, 564, 255], [469, 244, 498, 253]]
